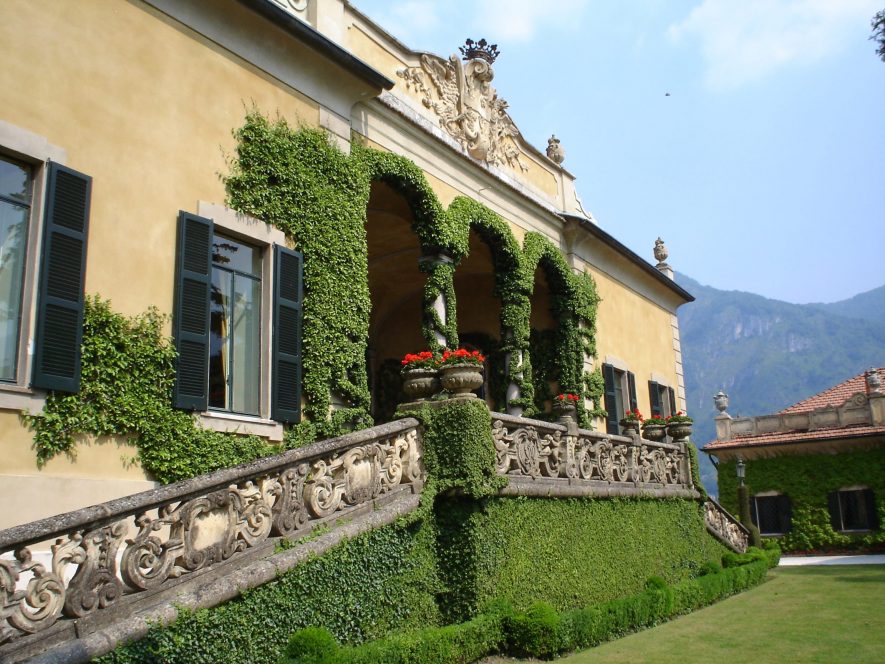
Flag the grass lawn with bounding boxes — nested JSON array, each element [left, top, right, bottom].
[[555, 565, 885, 664]]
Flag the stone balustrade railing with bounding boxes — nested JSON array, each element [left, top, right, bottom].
[[716, 391, 882, 441], [490, 413, 695, 497], [704, 497, 749, 553], [0, 418, 424, 651]]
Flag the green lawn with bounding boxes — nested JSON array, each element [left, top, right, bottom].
[[557, 566, 885, 664]]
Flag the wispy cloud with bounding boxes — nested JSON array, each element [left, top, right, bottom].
[[668, 0, 879, 90]]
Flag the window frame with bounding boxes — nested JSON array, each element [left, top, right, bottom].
[[603, 358, 637, 435], [0, 121, 67, 411], [829, 487, 878, 533], [193, 202, 287, 441], [751, 492, 792, 536]]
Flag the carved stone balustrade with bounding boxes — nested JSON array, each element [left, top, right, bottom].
[[0, 419, 424, 656], [704, 498, 749, 553], [491, 413, 697, 499]]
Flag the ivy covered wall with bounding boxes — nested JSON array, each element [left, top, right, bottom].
[[717, 447, 885, 552]]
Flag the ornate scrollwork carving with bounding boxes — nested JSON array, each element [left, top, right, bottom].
[[397, 47, 528, 172], [704, 500, 748, 553], [0, 548, 65, 644], [493, 418, 690, 490], [0, 423, 425, 647]]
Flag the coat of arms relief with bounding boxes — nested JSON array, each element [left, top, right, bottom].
[[397, 39, 528, 172]]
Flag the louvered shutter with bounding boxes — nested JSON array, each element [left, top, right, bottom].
[[667, 386, 676, 416], [272, 245, 302, 423], [172, 211, 212, 410], [778, 495, 793, 533], [627, 371, 638, 411], [648, 381, 662, 417], [602, 363, 619, 434], [827, 492, 841, 531], [863, 490, 878, 530], [32, 163, 91, 392]]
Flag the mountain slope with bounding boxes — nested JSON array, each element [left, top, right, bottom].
[[676, 275, 885, 495], [807, 284, 885, 323]]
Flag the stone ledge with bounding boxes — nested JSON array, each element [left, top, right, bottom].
[[18, 491, 422, 664], [499, 476, 699, 500]]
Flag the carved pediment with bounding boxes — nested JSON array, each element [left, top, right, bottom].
[[397, 39, 527, 172]]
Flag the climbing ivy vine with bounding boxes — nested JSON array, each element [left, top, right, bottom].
[[26, 111, 604, 478]]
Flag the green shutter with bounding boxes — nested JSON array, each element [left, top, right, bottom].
[[32, 163, 91, 392], [863, 490, 878, 530], [648, 381, 662, 417], [172, 211, 213, 410], [272, 245, 302, 423], [627, 371, 638, 411], [778, 495, 793, 533], [602, 363, 619, 434], [827, 491, 841, 531], [667, 386, 676, 416]]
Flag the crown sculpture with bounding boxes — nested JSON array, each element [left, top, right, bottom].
[[459, 38, 500, 63], [397, 38, 526, 171]]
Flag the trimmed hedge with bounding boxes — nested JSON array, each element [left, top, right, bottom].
[[435, 495, 728, 620], [281, 545, 780, 663]]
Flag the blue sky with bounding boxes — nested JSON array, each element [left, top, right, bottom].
[[352, 0, 885, 304]]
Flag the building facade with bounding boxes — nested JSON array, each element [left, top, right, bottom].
[[0, 0, 692, 529], [704, 368, 885, 552]]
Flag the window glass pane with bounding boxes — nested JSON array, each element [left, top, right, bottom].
[[613, 370, 624, 419], [230, 274, 260, 415], [208, 270, 231, 410], [0, 200, 29, 381], [840, 490, 870, 530], [212, 235, 260, 277], [0, 159, 31, 204], [754, 496, 784, 534]]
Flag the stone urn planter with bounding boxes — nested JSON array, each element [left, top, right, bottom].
[[641, 424, 666, 442], [619, 418, 641, 435], [440, 363, 484, 397], [402, 368, 439, 401], [553, 400, 577, 423], [666, 422, 692, 441]]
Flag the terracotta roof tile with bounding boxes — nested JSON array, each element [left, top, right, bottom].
[[702, 424, 885, 451], [779, 367, 884, 414], [702, 367, 885, 452]]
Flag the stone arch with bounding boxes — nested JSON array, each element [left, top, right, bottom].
[[522, 232, 587, 417]]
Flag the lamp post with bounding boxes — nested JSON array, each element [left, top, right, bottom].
[[735, 455, 761, 547]]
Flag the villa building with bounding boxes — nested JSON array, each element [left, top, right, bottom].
[[704, 368, 885, 551]]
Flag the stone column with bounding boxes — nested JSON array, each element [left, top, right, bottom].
[[505, 349, 523, 417], [419, 251, 454, 350]]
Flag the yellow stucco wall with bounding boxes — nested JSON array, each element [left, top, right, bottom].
[[586, 264, 681, 420], [0, 0, 323, 522], [0, 0, 319, 318]]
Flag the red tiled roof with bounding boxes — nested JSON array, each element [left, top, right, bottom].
[[703, 424, 885, 450], [702, 367, 885, 452], [779, 367, 884, 414]]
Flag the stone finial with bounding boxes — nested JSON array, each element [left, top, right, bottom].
[[866, 368, 882, 394], [654, 237, 669, 264], [546, 135, 565, 164], [714, 390, 729, 414]]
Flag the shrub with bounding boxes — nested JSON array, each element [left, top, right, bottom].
[[505, 601, 566, 659], [698, 560, 722, 576], [284, 627, 339, 664]]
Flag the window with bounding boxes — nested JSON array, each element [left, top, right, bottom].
[[648, 380, 675, 418], [828, 488, 878, 532], [209, 233, 262, 415], [751, 494, 792, 535], [602, 362, 636, 435], [0, 156, 31, 382], [0, 125, 91, 405], [173, 208, 302, 430]]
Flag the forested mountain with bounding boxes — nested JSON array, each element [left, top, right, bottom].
[[676, 274, 885, 495]]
